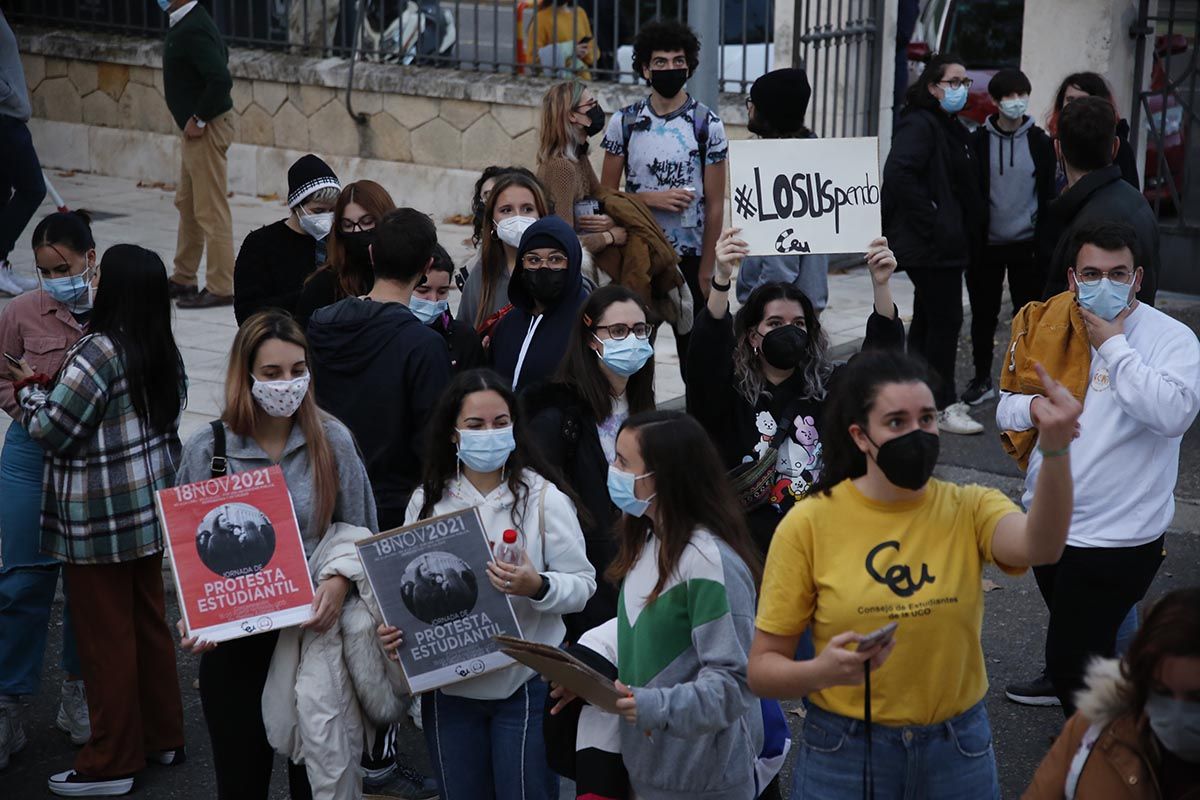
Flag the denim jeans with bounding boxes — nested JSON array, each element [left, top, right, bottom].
[[790, 700, 999, 800], [422, 676, 558, 800], [0, 422, 81, 696]]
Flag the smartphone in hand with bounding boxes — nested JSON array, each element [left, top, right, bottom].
[[3, 352, 23, 367], [857, 621, 898, 652]]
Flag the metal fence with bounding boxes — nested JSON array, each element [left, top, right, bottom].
[[791, 0, 884, 138], [8, 0, 776, 93]]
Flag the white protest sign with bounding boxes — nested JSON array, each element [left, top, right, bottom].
[[728, 137, 881, 256]]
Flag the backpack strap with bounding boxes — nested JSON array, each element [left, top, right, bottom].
[[620, 105, 643, 157], [692, 100, 711, 167], [1065, 721, 1105, 800], [209, 420, 228, 478]]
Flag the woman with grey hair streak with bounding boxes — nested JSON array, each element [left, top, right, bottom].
[[233, 153, 342, 325], [685, 229, 904, 553]]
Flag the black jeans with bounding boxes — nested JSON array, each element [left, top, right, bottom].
[[198, 631, 313, 800], [905, 266, 964, 409], [675, 254, 703, 384], [966, 242, 1041, 380], [1033, 535, 1166, 717], [0, 116, 47, 260]]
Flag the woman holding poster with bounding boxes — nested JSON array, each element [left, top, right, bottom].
[[378, 367, 595, 800], [5, 244, 187, 797], [174, 310, 383, 800]]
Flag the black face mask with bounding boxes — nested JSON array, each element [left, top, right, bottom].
[[341, 230, 375, 270], [649, 68, 689, 99], [583, 104, 607, 137], [521, 268, 569, 306], [867, 429, 940, 491], [760, 325, 810, 370]]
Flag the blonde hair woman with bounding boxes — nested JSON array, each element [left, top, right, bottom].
[[175, 311, 382, 800], [537, 81, 625, 255]]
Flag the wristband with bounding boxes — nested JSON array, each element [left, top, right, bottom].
[[1037, 444, 1070, 458], [532, 575, 550, 601], [711, 275, 731, 292]]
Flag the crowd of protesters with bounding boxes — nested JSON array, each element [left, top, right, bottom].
[[0, 4, 1198, 800]]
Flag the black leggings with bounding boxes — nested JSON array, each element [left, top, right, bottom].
[[199, 631, 313, 800], [905, 266, 965, 409], [1034, 535, 1166, 717], [965, 242, 1041, 380], [674, 254, 703, 383]]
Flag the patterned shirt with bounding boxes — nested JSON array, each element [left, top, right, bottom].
[[18, 334, 184, 564], [601, 96, 728, 257]]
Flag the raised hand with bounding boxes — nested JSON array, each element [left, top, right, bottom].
[[1029, 363, 1084, 451], [865, 236, 897, 285], [715, 227, 749, 282]]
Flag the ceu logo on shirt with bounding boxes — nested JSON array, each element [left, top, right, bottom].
[[865, 540, 936, 598]]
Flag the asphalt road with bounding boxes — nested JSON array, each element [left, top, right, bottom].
[[4, 292, 1199, 799]]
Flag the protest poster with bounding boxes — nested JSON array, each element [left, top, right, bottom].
[[728, 136, 881, 256], [156, 465, 315, 643], [357, 508, 523, 693]]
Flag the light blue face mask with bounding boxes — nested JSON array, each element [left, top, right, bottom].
[[410, 297, 449, 326], [42, 267, 93, 311], [456, 427, 516, 473], [1076, 275, 1133, 321], [998, 96, 1029, 121], [594, 334, 654, 378], [156, 0, 173, 12], [939, 84, 968, 114], [606, 465, 655, 517]]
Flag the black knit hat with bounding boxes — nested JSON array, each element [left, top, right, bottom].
[[287, 154, 340, 208], [750, 68, 812, 133]]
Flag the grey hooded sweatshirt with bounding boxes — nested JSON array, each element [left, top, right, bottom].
[[984, 115, 1038, 244]]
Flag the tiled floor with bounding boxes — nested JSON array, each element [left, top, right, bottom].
[[2, 170, 924, 440]]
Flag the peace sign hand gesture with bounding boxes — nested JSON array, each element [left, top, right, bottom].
[[1030, 363, 1083, 452]]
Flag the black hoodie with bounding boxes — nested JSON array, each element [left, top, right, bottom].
[[306, 297, 452, 528], [490, 216, 590, 391]]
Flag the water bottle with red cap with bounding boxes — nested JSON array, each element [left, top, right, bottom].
[[494, 529, 524, 566]]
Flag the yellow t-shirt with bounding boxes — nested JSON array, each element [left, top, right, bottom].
[[756, 478, 1023, 727]]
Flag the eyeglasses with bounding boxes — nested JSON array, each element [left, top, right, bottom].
[[594, 322, 653, 341], [522, 253, 569, 270], [1075, 267, 1134, 286], [341, 217, 374, 233], [938, 78, 974, 90]]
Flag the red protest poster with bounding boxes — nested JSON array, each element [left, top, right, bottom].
[[155, 465, 315, 643]]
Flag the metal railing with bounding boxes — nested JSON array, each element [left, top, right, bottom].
[[792, 0, 884, 138], [8, 0, 776, 94]]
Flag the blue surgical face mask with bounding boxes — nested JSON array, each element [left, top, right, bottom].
[[1076, 274, 1134, 321], [998, 96, 1029, 121], [42, 266, 94, 311], [939, 84, 968, 114], [594, 333, 654, 378], [456, 427, 516, 473], [157, 0, 173, 11], [411, 296, 449, 326], [606, 465, 655, 518], [1145, 693, 1200, 762]]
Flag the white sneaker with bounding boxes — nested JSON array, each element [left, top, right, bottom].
[[938, 402, 984, 435], [408, 694, 423, 731], [56, 679, 91, 746], [0, 264, 31, 297], [0, 699, 29, 770], [47, 770, 134, 796]]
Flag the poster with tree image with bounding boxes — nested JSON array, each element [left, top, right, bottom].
[[357, 508, 523, 693], [155, 465, 315, 643]]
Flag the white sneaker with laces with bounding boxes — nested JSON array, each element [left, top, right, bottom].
[[938, 402, 985, 435], [47, 770, 134, 796], [56, 679, 91, 746], [0, 700, 29, 770], [0, 264, 30, 297]]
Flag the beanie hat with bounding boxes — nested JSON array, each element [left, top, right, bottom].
[[287, 154, 341, 208], [750, 68, 812, 133]]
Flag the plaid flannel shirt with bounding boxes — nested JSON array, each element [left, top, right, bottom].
[[18, 334, 184, 565]]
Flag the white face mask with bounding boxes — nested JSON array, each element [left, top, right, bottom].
[[251, 374, 311, 418], [494, 215, 538, 248], [298, 210, 334, 241], [998, 96, 1029, 121]]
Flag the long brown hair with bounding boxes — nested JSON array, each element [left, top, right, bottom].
[[538, 81, 585, 165], [223, 311, 338, 537], [477, 173, 550, 328], [606, 411, 762, 601], [314, 180, 396, 299], [1121, 588, 1200, 713]]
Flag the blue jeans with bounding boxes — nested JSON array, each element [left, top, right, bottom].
[[0, 422, 81, 695], [790, 701, 999, 800], [422, 677, 558, 800]]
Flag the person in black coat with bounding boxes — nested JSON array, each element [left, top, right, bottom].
[[1047, 71, 1140, 195], [524, 285, 657, 640], [412, 244, 486, 373], [882, 53, 986, 435], [233, 154, 340, 325], [490, 215, 590, 391], [306, 208, 453, 530], [1040, 96, 1160, 305]]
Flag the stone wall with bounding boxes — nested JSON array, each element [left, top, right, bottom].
[[16, 29, 750, 218]]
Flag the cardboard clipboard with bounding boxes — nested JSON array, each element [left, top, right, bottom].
[[494, 635, 624, 713]]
